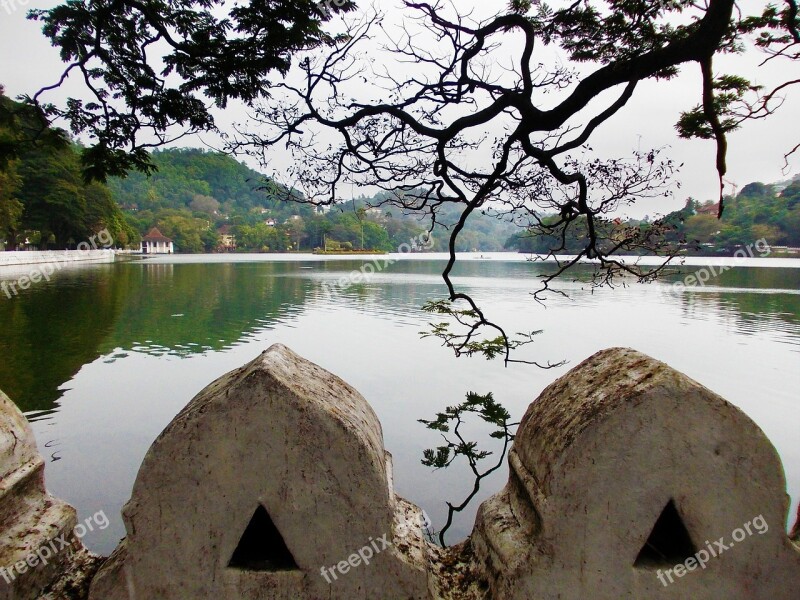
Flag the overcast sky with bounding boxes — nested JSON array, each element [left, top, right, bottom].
[[1, 0, 797, 218]]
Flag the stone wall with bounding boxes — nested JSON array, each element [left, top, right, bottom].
[[0, 251, 115, 268], [0, 391, 98, 600], [1, 346, 798, 598]]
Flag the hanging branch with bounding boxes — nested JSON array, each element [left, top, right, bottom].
[[418, 392, 517, 546], [232, 0, 743, 365]]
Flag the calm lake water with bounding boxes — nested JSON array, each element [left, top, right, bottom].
[[1, 253, 798, 554]]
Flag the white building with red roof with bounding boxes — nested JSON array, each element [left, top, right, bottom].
[[141, 227, 174, 254]]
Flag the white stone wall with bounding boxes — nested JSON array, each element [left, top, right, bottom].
[[2, 346, 797, 599], [0, 250, 116, 267]]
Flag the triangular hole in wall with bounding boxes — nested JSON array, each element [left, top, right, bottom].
[[228, 504, 299, 571], [634, 499, 697, 568]]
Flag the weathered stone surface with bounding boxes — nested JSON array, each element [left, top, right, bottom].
[[0, 389, 89, 600], [472, 347, 800, 599], [38, 550, 102, 600], [89, 344, 431, 599], [69, 344, 800, 598]]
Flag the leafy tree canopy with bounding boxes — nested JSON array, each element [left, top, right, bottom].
[[0, 91, 138, 249], [27, 0, 356, 180]]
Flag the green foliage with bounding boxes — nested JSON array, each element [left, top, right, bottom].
[[29, 0, 357, 181], [0, 87, 69, 170], [532, 0, 704, 67], [504, 177, 800, 255], [419, 391, 517, 545], [739, 2, 800, 50], [676, 75, 759, 139], [0, 91, 136, 249], [189, 194, 221, 215], [678, 179, 800, 249], [324, 210, 394, 252], [0, 163, 23, 247], [155, 213, 216, 254], [236, 222, 291, 252], [107, 148, 274, 213], [421, 300, 542, 360]]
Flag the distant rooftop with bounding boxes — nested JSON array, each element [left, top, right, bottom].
[[142, 227, 172, 242]]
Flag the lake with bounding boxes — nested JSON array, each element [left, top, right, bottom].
[[0, 252, 798, 554]]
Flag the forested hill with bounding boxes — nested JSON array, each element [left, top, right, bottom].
[[705, 178, 800, 248], [107, 148, 282, 214], [108, 148, 518, 252], [644, 177, 800, 252], [506, 175, 800, 256]]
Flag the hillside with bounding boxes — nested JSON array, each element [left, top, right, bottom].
[[107, 148, 289, 214], [108, 148, 519, 253], [0, 91, 138, 250], [506, 175, 800, 256]]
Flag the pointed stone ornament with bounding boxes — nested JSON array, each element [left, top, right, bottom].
[[0, 390, 94, 600], [472, 347, 800, 599], [88, 344, 430, 600]]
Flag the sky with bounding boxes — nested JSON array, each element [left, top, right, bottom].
[[1, 0, 797, 218]]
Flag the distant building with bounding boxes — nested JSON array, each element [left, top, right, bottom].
[[696, 202, 720, 216], [217, 224, 236, 252], [141, 227, 174, 254]]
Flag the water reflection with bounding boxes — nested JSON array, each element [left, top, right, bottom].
[[0, 265, 124, 414], [0, 261, 314, 414], [100, 262, 311, 357], [662, 267, 800, 344], [2, 259, 798, 417]]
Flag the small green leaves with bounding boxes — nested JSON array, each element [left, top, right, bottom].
[[418, 391, 513, 469], [419, 391, 518, 545], [420, 299, 540, 361], [676, 74, 762, 140], [422, 447, 451, 469]]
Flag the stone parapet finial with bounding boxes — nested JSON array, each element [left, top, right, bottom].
[[0, 390, 96, 600], [472, 347, 800, 599], [89, 344, 434, 599]]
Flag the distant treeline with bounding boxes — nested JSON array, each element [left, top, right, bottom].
[[3, 88, 796, 256], [108, 148, 518, 253], [505, 178, 800, 255]]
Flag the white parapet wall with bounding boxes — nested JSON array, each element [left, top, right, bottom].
[[1, 345, 797, 599], [0, 250, 116, 267], [87, 345, 800, 600]]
